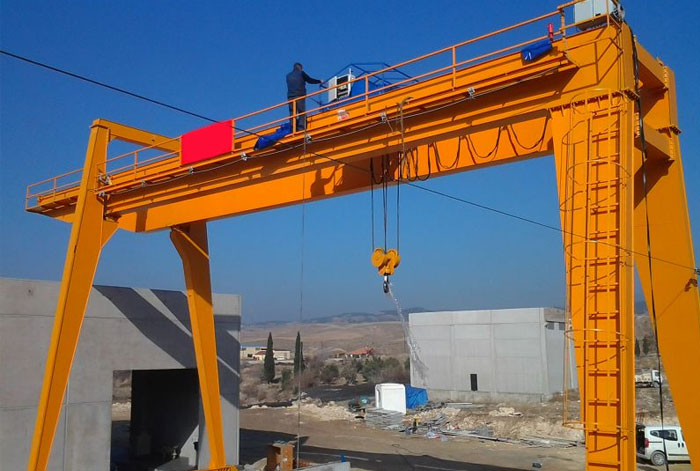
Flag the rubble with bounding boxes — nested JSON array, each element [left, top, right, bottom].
[[488, 406, 523, 417]]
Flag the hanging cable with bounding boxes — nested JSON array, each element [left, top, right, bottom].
[[8, 48, 696, 275], [630, 28, 670, 471], [507, 116, 549, 151], [370, 160, 375, 252], [0, 49, 270, 141], [295, 134, 309, 467], [466, 125, 503, 162], [397, 98, 411, 255], [433, 137, 461, 171], [383, 155, 389, 252]]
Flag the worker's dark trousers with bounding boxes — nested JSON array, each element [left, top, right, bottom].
[[288, 96, 306, 131]]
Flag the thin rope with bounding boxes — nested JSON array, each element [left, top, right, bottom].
[[296, 135, 308, 465], [370, 161, 375, 250], [397, 100, 410, 252], [8, 48, 695, 275], [382, 155, 389, 251]]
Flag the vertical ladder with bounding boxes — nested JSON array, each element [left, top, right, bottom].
[[559, 90, 634, 471]]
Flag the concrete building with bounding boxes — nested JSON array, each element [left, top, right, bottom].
[[0, 277, 240, 471], [409, 308, 576, 403], [248, 348, 292, 362], [240, 344, 265, 359]]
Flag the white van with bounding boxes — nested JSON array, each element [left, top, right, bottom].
[[636, 424, 690, 465]]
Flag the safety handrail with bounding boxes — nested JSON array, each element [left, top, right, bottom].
[[26, 0, 619, 210]]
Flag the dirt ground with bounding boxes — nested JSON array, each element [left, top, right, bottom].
[[240, 406, 692, 471]]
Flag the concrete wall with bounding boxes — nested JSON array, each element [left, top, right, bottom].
[[409, 308, 576, 403], [0, 278, 241, 471]]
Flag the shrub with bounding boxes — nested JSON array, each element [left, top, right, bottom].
[[281, 368, 293, 391], [340, 362, 358, 384], [361, 356, 409, 384], [299, 369, 318, 390], [320, 363, 340, 384]]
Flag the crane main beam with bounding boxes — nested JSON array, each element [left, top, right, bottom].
[[22, 5, 699, 471]]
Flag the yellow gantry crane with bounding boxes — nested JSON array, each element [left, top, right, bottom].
[[23, 2, 699, 470]]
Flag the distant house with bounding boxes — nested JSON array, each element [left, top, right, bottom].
[[329, 348, 347, 359], [273, 349, 292, 361], [241, 345, 265, 359], [348, 347, 375, 359], [250, 348, 292, 362]]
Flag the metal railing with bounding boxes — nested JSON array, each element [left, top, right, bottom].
[[26, 0, 623, 210]]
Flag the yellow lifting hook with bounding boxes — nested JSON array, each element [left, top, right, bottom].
[[371, 248, 401, 293]]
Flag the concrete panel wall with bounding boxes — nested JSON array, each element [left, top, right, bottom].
[[0, 278, 240, 471], [409, 307, 574, 402]]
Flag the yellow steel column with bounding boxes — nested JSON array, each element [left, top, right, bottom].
[[551, 92, 636, 471], [633, 132, 700, 462], [170, 222, 228, 469], [28, 122, 118, 471]]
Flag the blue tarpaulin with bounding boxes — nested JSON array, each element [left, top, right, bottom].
[[404, 385, 428, 409], [254, 122, 292, 150], [521, 39, 553, 62]]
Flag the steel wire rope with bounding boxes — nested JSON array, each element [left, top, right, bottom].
[[383, 155, 389, 251], [370, 163, 376, 251], [630, 28, 670, 471], [0, 49, 271, 141], [295, 134, 309, 466], [7, 49, 697, 274]]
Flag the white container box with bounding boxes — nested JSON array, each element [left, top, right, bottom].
[[574, 0, 623, 30], [375, 383, 406, 414]]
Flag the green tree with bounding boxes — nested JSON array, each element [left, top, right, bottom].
[[263, 332, 275, 383], [642, 335, 651, 355], [320, 363, 340, 384], [362, 356, 385, 384], [340, 362, 357, 384], [294, 331, 305, 376], [634, 339, 640, 356], [281, 368, 293, 391]]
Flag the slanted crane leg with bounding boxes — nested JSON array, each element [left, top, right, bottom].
[[633, 146, 700, 463], [550, 92, 636, 471], [28, 123, 118, 471], [170, 222, 228, 469]]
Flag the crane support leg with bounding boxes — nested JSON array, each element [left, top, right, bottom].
[[633, 147, 700, 463], [551, 92, 636, 471], [170, 222, 228, 469], [28, 123, 118, 471]]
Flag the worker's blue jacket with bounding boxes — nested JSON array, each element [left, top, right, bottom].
[[286, 69, 321, 98]]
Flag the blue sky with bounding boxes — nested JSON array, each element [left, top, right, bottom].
[[1, 1, 698, 323]]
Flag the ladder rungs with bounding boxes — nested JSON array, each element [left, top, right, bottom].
[[588, 229, 619, 238], [590, 203, 620, 214], [588, 282, 619, 291], [586, 427, 623, 436], [586, 368, 620, 375], [584, 340, 621, 347], [589, 311, 620, 319], [586, 398, 620, 405], [586, 180, 622, 190], [586, 458, 621, 467], [584, 256, 621, 265]]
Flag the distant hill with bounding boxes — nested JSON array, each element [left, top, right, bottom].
[[247, 307, 430, 326], [635, 300, 648, 316]]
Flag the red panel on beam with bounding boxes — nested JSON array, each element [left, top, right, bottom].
[[180, 120, 234, 165]]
